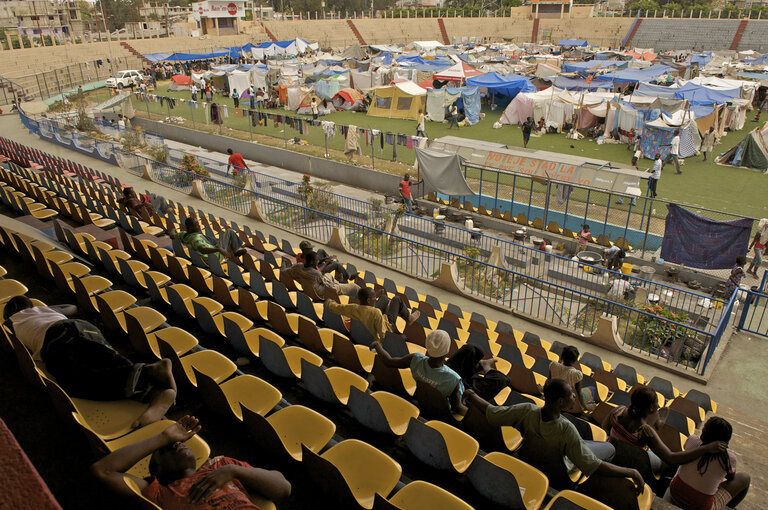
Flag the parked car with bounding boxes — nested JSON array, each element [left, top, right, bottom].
[[106, 70, 145, 89]]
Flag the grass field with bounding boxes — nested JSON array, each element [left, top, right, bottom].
[[91, 84, 768, 220]]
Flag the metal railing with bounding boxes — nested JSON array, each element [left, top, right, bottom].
[[19, 108, 732, 329], [448, 161, 755, 263], [16, 107, 731, 373], [165, 144, 728, 328], [735, 272, 768, 338], [136, 149, 722, 373], [12, 56, 134, 101]]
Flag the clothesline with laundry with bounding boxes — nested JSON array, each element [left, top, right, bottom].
[[133, 92, 429, 161]]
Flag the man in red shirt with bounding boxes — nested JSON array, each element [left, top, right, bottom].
[[226, 148, 250, 176], [92, 415, 291, 509], [398, 173, 422, 213]]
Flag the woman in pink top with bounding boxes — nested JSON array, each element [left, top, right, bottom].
[[667, 417, 750, 510], [577, 224, 591, 252]]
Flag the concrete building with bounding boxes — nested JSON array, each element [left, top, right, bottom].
[[0, 0, 86, 41], [192, 0, 246, 35]]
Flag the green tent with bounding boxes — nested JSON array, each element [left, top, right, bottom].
[[718, 124, 768, 171]]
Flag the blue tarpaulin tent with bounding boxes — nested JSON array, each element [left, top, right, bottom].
[[689, 52, 713, 67], [558, 39, 589, 47], [593, 64, 671, 85], [144, 50, 230, 61], [673, 82, 740, 105], [553, 76, 613, 91], [561, 60, 626, 74], [634, 82, 678, 98], [745, 54, 768, 66], [144, 53, 173, 62], [465, 72, 536, 98]]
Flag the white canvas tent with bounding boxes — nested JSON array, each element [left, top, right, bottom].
[[500, 87, 613, 129], [227, 70, 252, 95], [411, 41, 444, 52]]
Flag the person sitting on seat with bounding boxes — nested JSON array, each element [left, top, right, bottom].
[[464, 379, 645, 491], [118, 187, 154, 220], [168, 216, 246, 262], [91, 415, 291, 508], [666, 417, 750, 510], [371, 329, 467, 415], [541, 345, 597, 414], [295, 240, 354, 282], [286, 250, 359, 299], [326, 287, 419, 343], [602, 386, 726, 478], [4, 296, 176, 428], [604, 245, 626, 272]]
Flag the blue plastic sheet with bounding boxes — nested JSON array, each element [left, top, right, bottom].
[[593, 64, 671, 85], [460, 86, 481, 124], [558, 39, 588, 47], [560, 60, 625, 74], [673, 82, 740, 105], [661, 204, 753, 270], [465, 72, 536, 98], [553, 76, 613, 91]]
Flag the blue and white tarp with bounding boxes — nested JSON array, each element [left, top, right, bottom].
[[465, 72, 536, 98], [594, 64, 672, 85]]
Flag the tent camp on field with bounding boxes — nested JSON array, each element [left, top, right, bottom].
[[718, 123, 768, 171], [367, 81, 426, 120]]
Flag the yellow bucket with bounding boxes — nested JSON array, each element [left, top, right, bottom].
[[621, 263, 633, 275]]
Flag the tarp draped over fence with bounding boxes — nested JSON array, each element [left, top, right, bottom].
[[661, 204, 753, 270], [415, 149, 474, 196]]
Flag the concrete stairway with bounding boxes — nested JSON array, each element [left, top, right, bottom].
[[437, 18, 450, 45], [346, 20, 367, 45]]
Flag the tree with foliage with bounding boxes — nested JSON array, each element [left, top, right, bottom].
[[77, 0, 95, 20], [95, 0, 142, 30]]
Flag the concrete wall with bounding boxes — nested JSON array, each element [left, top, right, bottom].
[[132, 116, 401, 194]]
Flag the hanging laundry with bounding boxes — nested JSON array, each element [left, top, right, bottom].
[[406, 137, 414, 149], [210, 103, 222, 125], [321, 121, 335, 137], [345, 124, 360, 158]]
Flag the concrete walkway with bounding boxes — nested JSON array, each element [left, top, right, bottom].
[[2, 113, 765, 508]]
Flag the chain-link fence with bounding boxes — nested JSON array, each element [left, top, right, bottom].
[[6, 56, 134, 102]]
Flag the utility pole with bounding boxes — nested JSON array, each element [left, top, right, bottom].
[[32, 1, 46, 46], [165, 3, 170, 37], [100, 0, 115, 74]]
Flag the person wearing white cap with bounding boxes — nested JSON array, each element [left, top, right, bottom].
[[371, 329, 467, 416]]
